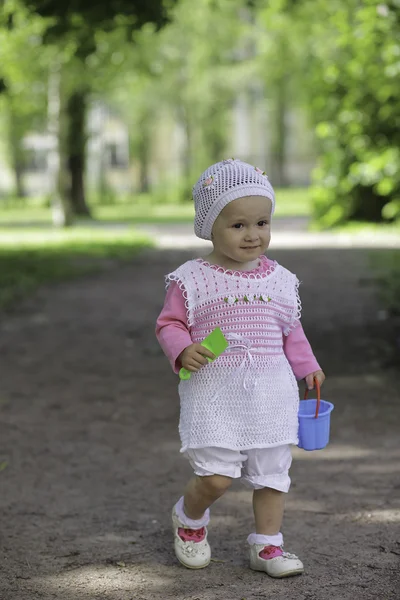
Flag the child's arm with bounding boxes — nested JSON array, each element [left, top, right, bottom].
[[156, 282, 215, 375], [156, 282, 193, 373], [283, 324, 325, 389]]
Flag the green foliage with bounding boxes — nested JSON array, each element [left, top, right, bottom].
[[297, 0, 400, 226], [0, 227, 153, 309], [21, 0, 174, 59], [0, 1, 52, 188], [23, 0, 172, 31], [162, 0, 249, 171], [5, 0, 399, 231], [106, 0, 249, 190], [255, 0, 311, 185], [9, 0, 177, 218]]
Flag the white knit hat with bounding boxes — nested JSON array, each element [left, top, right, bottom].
[[193, 158, 275, 240]]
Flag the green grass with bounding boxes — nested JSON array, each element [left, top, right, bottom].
[[274, 188, 311, 218], [333, 220, 400, 235], [94, 202, 195, 223], [0, 227, 153, 310], [0, 187, 312, 226]]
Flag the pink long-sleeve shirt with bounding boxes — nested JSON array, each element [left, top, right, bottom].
[[156, 258, 321, 380]]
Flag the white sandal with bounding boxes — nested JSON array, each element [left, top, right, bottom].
[[250, 543, 304, 578], [172, 506, 211, 569]]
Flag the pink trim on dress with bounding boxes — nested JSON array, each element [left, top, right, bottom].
[[155, 255, 321, 378]]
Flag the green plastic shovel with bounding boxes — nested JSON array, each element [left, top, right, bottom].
[[179, 327, 229, 380]]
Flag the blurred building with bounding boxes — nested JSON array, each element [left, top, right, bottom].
[[0, 98, 315, 199]]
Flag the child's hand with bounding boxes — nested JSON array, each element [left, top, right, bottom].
[[179, 344, 215, 373], [305, 370, 325, 390]]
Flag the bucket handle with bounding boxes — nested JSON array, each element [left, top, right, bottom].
[[303, 377, 321, 418]]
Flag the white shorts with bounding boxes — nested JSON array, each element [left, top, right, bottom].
[[185, 445, 292, 492]]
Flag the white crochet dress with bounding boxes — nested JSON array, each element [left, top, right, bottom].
[[166, 258, 302, 452]]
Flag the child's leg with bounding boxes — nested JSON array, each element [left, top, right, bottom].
[[172, 447, 242, 569], [253, 486, 284, 536], [245, 445, 290, 544], [243, 445, 303, 577], [181, 446, 242, 520], [183, 474, 233, 520]]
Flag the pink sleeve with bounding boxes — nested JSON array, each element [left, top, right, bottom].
[[155, 282, 193, 374], [283, 323, 321, 380]]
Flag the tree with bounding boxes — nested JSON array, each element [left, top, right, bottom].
[[104, 0, 249, 202], [18, 0, 175, 223], [253, 0, 316, 187], [296, 0, 400, 225], [0, 3, 49, 199], [156, 0, 248, 192]]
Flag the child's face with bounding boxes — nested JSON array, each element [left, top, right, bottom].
[[211, 196, 272, 266]]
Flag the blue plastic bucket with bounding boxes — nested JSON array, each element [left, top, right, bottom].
[[298, 380, 334, 451]]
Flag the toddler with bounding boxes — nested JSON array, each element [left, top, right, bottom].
[[156, 159, 325, 577]]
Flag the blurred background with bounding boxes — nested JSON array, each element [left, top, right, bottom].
[[1, 3, 400, 597], [0, 0, 399, 309]]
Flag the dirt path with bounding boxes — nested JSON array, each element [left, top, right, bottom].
[[0, 245, 399, 600]]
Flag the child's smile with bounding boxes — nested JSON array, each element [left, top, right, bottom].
[[207, 196, 272, 270]]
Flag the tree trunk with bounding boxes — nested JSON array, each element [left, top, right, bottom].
[[137, 120, 151, 193], [13, 162, 25, 199], [7, 97, 26, 198], [66, 89, 91, 216], [177, 103, 196, 201], [180, 103, 193, 181], [47, 64, 74, 227], [206, 89, 230, 164], [207, 110, 227, 164], [138, 146, 150, 194], [272, 75, 288, 188]]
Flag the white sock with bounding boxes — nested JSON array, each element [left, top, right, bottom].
[[247, 532, 283, 547], [174, 496, 210, 528]]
